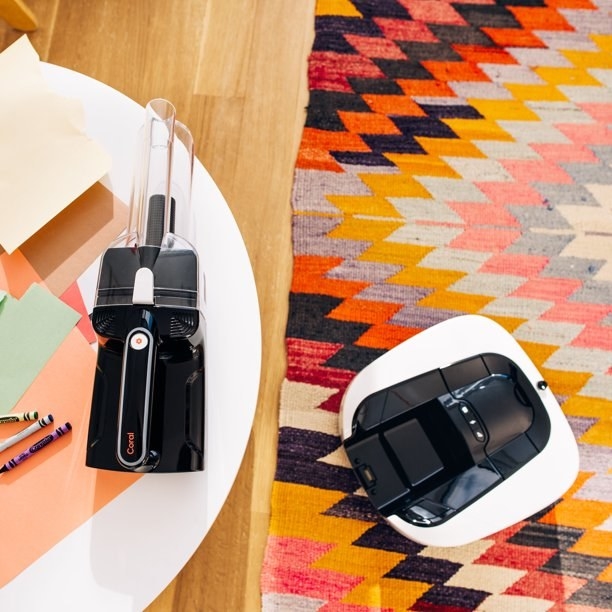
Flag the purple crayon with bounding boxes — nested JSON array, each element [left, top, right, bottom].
[[0, 423, 72, 473]]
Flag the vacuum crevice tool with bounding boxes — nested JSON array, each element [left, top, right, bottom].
[[86, 99, 205, 473]]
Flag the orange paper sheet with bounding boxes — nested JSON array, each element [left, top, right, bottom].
[[0, 249, 39, 299], [0, 329, 141, 586], [0, 251, 140, 586]]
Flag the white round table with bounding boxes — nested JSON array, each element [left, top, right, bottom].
[[0, 64, 261, 610]]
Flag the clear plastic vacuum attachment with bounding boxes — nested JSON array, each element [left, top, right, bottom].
[[125, 99, 195, 248], [129, 98, 175, 247], [94, 99, 199, 310]]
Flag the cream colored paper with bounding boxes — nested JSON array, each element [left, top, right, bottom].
[[0, 36, 111, 254]]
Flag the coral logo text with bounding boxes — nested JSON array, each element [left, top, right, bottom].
[[126, 432, 136, 455]]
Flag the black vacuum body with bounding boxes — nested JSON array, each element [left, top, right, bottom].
[[86, 100, 205, 473]]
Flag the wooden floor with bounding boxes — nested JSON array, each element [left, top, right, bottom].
[[0, 1, 314, 609]]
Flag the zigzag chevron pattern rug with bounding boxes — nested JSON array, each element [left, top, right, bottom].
[[261, 0, 612, 610]]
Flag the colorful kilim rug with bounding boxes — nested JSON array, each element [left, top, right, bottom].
[[261, 0, 612, 610]]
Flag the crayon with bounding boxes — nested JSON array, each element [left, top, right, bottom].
[[0, 423, 72, 474], [0, 415, 54, 453], [0, 411, 39, 424]]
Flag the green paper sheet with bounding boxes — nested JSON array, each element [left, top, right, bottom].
[[0, 283, 80, 414]]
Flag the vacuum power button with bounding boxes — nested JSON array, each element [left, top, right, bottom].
[[130, 332, 149, 350]]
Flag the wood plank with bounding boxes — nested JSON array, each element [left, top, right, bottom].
[[0, 0, 58, 56], [194, 0, 257, 98]]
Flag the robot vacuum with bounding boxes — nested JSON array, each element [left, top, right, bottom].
[[340, 315, 579, 546]]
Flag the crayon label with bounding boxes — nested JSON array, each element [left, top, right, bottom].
[[31, 434, 53, 452]]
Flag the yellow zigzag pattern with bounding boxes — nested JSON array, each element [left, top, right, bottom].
[[318, 35, 612, 402], [269, 481, 431, 608]]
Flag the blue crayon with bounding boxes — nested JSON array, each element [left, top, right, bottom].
[[0, 423, 72, 474]]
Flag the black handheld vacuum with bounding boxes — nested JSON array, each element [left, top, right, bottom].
[[86, 99, 205, 473]]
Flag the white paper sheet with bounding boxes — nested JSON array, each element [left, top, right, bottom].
[[0, 36, 111, 253]]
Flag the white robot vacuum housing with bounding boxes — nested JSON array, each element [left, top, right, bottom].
[[339, 315, 579, 547]]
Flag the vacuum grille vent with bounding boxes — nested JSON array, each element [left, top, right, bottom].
[[169, 312, 199, 338], [92, 311, 121, 338]]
